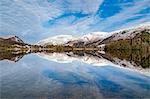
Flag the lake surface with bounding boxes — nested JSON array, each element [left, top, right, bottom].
[[0, 52, 150, 99]]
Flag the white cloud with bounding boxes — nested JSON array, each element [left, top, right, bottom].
[[92, 0, 150, 31], [0, 0, 104, 42], [50, 0, 103, 14], [0, 0, 149, 43]]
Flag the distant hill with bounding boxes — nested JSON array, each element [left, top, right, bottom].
[[0, 36, 25, 45], [0, 35, 30, 51]]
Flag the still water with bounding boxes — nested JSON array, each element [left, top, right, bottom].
[[0, 52, 150, 99]]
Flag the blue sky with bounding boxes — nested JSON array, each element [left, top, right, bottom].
[[0, 0, 150, 43]]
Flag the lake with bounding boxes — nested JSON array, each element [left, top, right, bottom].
[[0, 51, 150, 99]]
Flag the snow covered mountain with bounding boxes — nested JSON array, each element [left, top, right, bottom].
[[95, 22, 150, 45], [38, 32, 110, 46], [65, 32, 111, 47], [37, 35, 76, 45], [111, 22, 150, 40], [37, 23, 150, 47]]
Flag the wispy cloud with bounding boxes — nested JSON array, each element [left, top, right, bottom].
[[91, 0, 150, 31], [0, 0, 149, 43]]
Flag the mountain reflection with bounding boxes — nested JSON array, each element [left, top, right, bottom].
[[0, 50, 149, 73], [106, 50, 150, 68]]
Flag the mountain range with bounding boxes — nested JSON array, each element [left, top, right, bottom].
[[0, 23, 150, 51], [37, 23, 150, 49]]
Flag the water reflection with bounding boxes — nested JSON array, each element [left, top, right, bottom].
[[0, 50, 150, 99], [1, 50, 149, 72]]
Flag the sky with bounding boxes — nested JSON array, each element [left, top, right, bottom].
[[0, 0, 150, 43]]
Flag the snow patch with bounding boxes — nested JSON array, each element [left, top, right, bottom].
[[37, 35, 76, 45]]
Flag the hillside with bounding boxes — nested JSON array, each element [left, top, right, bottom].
[[90, 23, 150, 46], [105, 32, 150, 50], [0, 36, 29, 51]]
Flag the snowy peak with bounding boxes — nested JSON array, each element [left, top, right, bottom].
[[66, 32, 113, 47], [37, 32, 109, 46], [80, 32, 109, 42], [37, 35, 76, 45]]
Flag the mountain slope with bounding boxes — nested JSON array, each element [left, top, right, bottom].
[[0, 36, 25, 46], [105, 32, 150, 50], [0, 35, 24, 44], [65, 23, 150, 47], [95, 23, 150, 45]]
